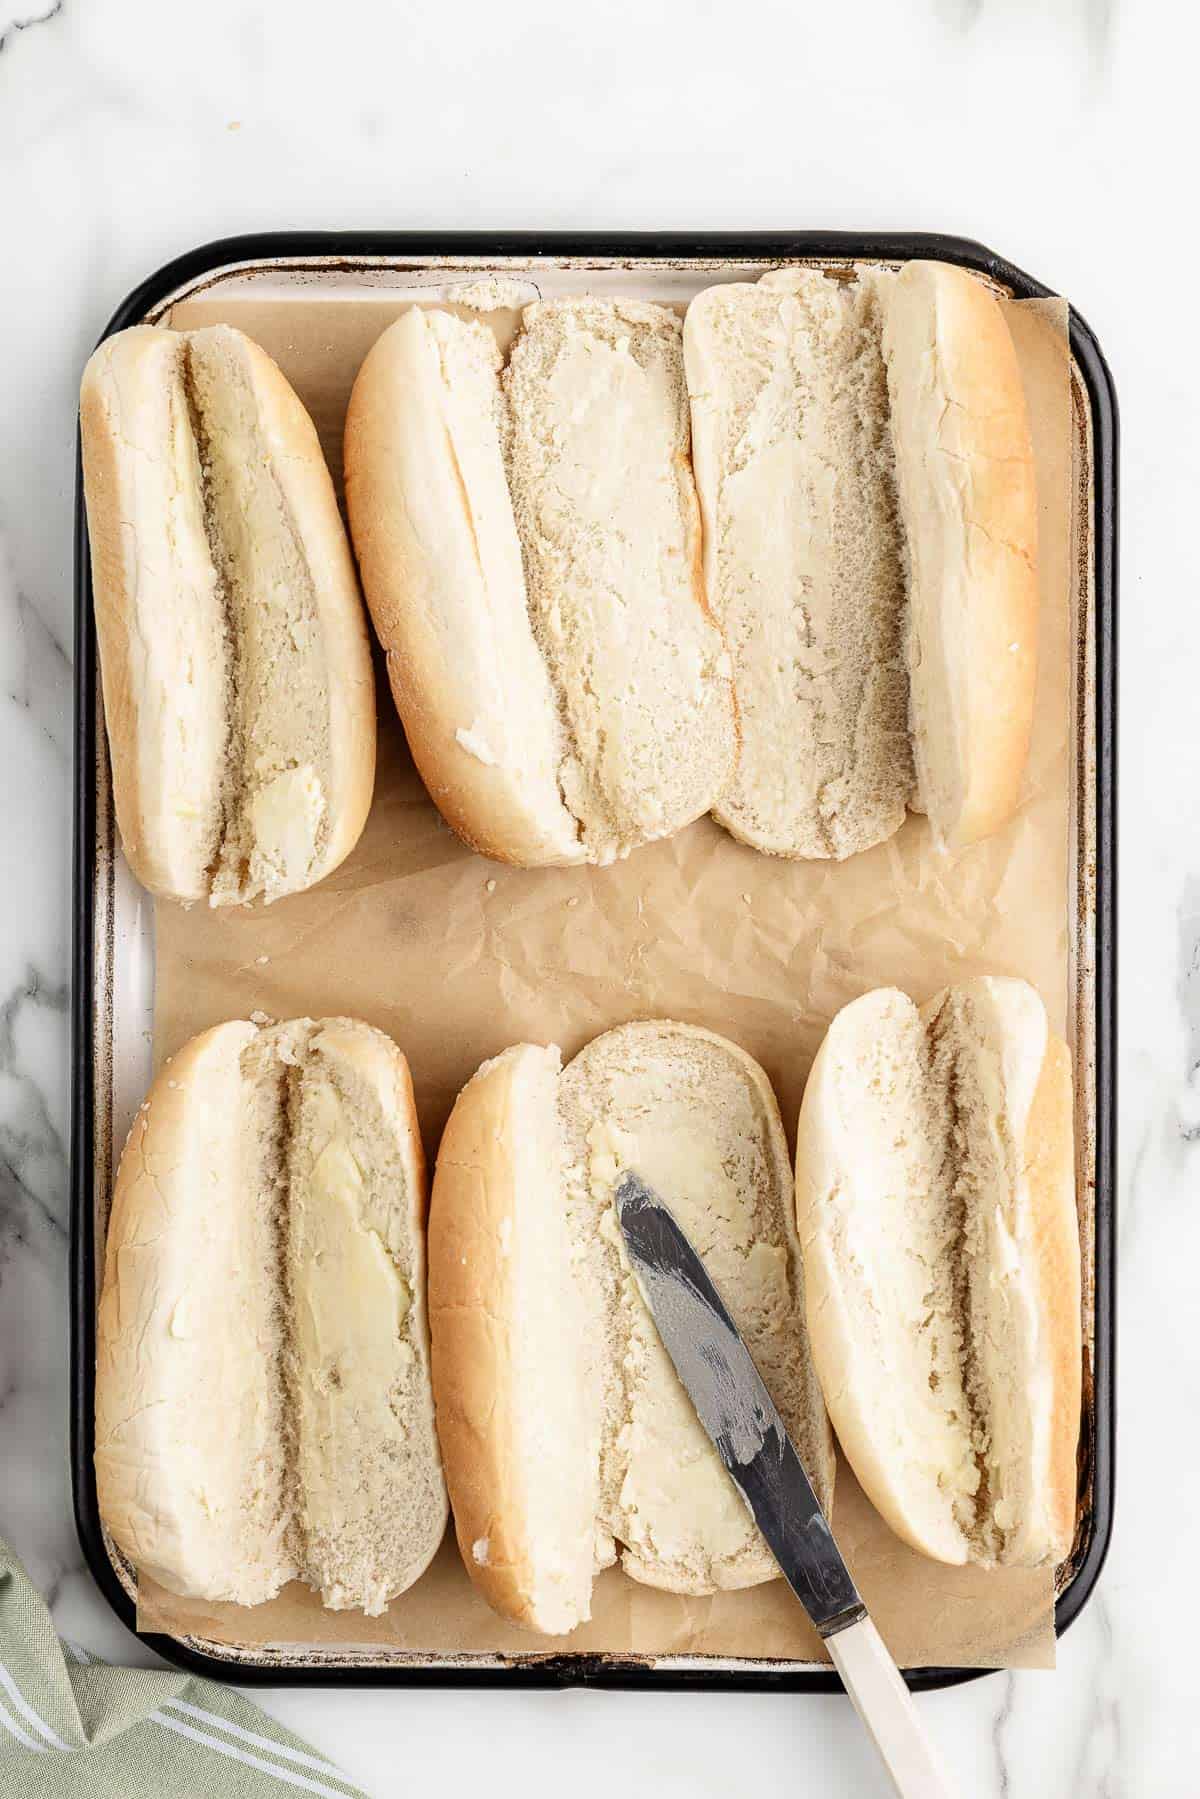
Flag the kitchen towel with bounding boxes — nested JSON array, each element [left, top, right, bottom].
[[0, 1536, 370, 1798]]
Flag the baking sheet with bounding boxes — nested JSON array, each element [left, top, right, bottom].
[[118, 271, 1072, 1670]]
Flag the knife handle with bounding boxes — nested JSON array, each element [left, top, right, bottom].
[[826, 1617, 955, 1798]]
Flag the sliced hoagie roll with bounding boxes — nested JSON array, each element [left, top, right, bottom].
[[429, 1020, 834, 1635], [95, 1016, 446, 1615], [794, 978, 1081, 1568], [344, 300, 737, 868], [81, 325, 376, 905]]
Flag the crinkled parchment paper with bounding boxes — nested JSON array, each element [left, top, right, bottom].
[[133, 279, 1073, 1670]]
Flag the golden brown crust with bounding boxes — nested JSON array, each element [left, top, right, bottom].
[[344, 311, 585, 869], [427, 1049, 541, 1627], [95, 1022, 274, 1598], [80, 345, 142, 878], [81, 328, 214, 899], [933, 266, 1038, 845], [885, 262, 1039, 848], [1024, 1034, 1083, 1563]]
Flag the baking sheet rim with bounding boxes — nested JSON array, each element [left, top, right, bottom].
[[71, 233, 1115, 1689]]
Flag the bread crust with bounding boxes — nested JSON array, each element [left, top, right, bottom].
[[81, 328, 223, 900], [94, 1021, 280, 1600], [80, 324, 375, 904], [883, 261, 1039, 847], [428, 1046, 565, 1629], [344, 310, 585, 868], [1022, 1034, 1082, 1564]]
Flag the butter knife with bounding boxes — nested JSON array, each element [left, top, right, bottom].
[[615, 1170, 954, 1799]]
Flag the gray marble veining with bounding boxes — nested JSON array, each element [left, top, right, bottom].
[[0, 2, 62, 59], [0, 0, 1194, 1791]]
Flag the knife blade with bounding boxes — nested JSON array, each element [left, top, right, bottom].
[[615, 1169, 954, 1799], [614, 1167, 863, 1635]]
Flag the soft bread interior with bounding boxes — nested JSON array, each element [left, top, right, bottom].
[[344, 300, 736, 868], [503, 302, 736, 861], [281, 1021, 445, 1614], [431, 1023, 835, 1635], [183, 330, 335, 905], [96, 1017, 446, 1615], [684, 270, 911, 859], [558, 1023, 835, 1597], [80, 324, 373, 905], [794, 979, 1080, 1568]]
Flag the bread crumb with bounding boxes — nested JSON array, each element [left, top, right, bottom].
[[249, 1010, 273, 1027], [255, 954, 270, 965], [486, 878, 497, 893], [567, 897, 579, 908], [471, 1536, 491, 1566], [167, 1080, 178, 1089], [742, 893, 752, 905], [451, 276, 535, 312]]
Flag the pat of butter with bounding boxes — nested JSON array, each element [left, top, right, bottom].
[[249, 764, 325, 883], [991, 1214, 1020, 1278], [311, 1138, 363, 1207], [585, 1118, 635, 1198]]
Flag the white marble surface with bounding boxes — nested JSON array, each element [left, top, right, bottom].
[[0, 0, 1193, 1792]]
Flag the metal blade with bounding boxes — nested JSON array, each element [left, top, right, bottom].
[[615, 1169, 865, 1637]]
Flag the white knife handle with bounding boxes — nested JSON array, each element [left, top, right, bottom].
[[826, 1617, 956, 1798]]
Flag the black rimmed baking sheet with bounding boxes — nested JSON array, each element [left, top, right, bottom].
[[70, 231, 1116, 1690]]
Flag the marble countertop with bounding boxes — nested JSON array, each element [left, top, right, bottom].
[[1, 0, 1192, 1792]]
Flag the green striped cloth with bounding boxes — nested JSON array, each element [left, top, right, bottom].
[[0, 1537, 371, 1798]]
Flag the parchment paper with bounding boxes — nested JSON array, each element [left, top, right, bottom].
[[136, 278, 1073, 1670]]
